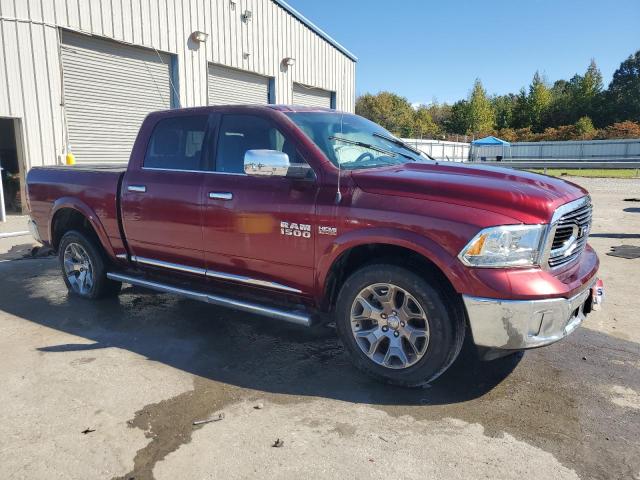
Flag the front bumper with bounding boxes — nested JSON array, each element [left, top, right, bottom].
[[463, 277, 598, 351]]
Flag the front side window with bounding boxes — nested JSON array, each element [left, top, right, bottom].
[[215, 114, 305, 174], [144, 115, 209, 171], [285, 112, 431, 170]]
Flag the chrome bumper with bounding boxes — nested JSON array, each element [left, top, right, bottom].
[[463, 278, 597, 350]]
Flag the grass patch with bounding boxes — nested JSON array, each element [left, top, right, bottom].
[[529, 168, 639, 178]]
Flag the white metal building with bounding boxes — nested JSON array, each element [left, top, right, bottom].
[[0, 0, 357, 210]]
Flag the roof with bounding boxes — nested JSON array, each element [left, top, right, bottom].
[[268, 105, 337, 112], [272, 0, 358, 62], [471, 136, 511, 146]]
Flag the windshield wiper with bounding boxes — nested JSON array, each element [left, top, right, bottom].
[[372, 133, 435, 160], [328, 136, 397, 157]]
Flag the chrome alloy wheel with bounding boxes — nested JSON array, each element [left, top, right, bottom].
[[350, 283, 430, 369], [63, 242, 94, 295]]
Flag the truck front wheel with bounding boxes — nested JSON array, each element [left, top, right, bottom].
[[335, 264, 465, 387], [59, 230, 121, 299]]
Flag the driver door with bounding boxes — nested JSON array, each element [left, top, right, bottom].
[[201, 113, 318, 295]]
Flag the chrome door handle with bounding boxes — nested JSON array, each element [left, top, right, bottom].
[[209, 192, 233, 200], [128, 185, 147, 193]]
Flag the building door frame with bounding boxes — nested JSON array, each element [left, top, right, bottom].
[[0, 117, 27, 218]]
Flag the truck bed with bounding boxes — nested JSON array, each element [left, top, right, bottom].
[[27, 165, 126, 253]]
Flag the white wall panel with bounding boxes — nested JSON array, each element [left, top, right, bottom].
[[0, 0, 356, 174], [471, 139, 640, 161]]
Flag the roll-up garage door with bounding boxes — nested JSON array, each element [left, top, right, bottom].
[[61, 31, 172, 163], [208, 65, 270, 106], [292, 83, 333, 108]]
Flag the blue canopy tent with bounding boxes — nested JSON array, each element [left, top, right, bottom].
[[470, 136, 511, 161]]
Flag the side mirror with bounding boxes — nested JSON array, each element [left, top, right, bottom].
[[244, 149, 290, 177]]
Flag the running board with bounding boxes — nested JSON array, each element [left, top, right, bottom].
[[106, 272, 312, 327]]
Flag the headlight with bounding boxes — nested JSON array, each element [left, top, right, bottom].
[[458, 224, 546, 268]]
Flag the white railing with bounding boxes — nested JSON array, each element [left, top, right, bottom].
[[401, 138, 470, 162]]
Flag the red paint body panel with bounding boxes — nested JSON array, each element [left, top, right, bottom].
[[26, 106, 598, 309]]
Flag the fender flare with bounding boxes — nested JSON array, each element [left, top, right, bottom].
[[49, 197, 117, 260], [315, 227, 465, 304]]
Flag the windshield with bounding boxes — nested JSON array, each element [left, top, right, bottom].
[[285, 112, 432, 170]]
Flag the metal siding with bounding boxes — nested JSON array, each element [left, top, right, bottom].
[[472, 139, 640, 161], [0, 0, 355, 173], [60, 31, 171, 163], [292, 83, 332, 108], [207, 64, 270, 105]]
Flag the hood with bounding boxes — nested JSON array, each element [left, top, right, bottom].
[[351, 162, 588, 224]]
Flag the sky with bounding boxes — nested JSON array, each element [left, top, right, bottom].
[[286, 0, 640, 105]]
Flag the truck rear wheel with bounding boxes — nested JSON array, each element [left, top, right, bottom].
[[59, 230, 121, 299], [335, 264, 465, 387]]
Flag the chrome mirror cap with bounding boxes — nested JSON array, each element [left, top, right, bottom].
[[244, 149, 290, 177]]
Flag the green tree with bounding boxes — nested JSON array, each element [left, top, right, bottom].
[[571, 60, 604, 124], [413, 106, 441, 138], [355, 92, 415, 137], [528, 71, 552, 131], [492, 94, 518, 130], [466, 79, 495, 136], [511, 88, 530, 129], [425, 101, 453, 134], [574, 116, 596, 139], [447, 100, 470, 135], [606, 50, 640, 123], [545, 79, 572, 127]]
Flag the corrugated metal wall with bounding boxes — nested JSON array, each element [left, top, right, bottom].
[[0, 0, 356, 172], [471, 139, 640, 161]]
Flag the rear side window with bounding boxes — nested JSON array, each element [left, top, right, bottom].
[[215, 114, 304, 174], [144, 115, 209, 171]]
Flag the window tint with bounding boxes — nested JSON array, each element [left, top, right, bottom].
[[215, 114, 304, 174], [144, 115, 209, 170]]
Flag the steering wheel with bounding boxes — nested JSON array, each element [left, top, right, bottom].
[[354, 152, 375, 163]]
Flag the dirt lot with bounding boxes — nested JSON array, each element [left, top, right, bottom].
[[0, 177, 639, 480]]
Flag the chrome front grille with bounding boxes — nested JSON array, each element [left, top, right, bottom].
[[548, 198, 592, 268]]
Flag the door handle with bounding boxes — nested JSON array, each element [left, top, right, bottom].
[[128, 185, 147, 193], [209, 192, 233, 200]]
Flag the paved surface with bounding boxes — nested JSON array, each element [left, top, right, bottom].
[[0, 215, 37, 261], [0, 177, 639, 480]]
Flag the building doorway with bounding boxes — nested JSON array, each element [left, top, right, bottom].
[[0, 118, 24, 215]]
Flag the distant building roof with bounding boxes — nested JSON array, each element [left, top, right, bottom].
[[471, 136, 510, 146], [273, 0, 358, 62]]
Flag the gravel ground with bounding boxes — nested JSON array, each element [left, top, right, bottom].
[[0, 177, 638, 480]]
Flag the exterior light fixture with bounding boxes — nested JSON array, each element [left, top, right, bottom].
[[242, 10, 252, 22], [190, 31, 209, 43], [282, 57, 296, 67]]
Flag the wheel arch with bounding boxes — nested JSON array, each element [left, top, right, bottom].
[[317, 228, 464, 313], [49, 198, 115, 260]]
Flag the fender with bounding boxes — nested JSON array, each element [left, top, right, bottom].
[[49, 197, 117, 261], [315, 227, 469, 305]]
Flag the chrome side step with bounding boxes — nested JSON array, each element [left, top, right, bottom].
[[106, 272, 312, 327]]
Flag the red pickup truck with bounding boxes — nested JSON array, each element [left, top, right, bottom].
[[26, 105, 602, 386]]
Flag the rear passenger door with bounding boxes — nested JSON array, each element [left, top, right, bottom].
[[121, 114, 211, 274], [201, 113, 318, 295]]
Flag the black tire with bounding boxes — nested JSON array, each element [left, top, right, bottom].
[[335, 264, 465, 387], [58, 230, 121, 299]]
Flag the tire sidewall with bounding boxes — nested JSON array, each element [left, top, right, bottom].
[[335, 264, 462, 387], [59, 230, 109, 299]]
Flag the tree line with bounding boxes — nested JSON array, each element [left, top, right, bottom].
[[355, 50, 640, 142]]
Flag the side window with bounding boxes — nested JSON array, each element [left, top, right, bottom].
[[215, 114, 305, 174], [144, 115, 209, 171]]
